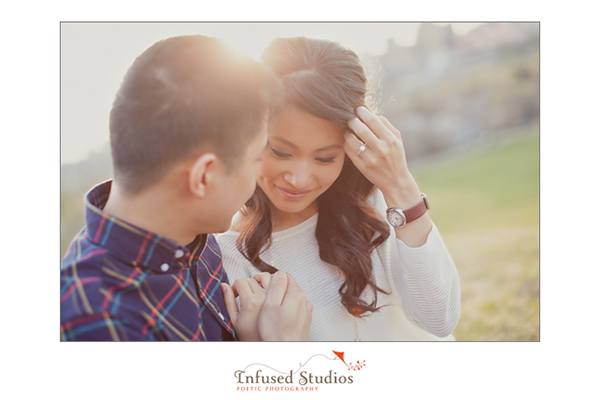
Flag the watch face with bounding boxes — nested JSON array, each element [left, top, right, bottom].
[[387, 209, 406, 228]]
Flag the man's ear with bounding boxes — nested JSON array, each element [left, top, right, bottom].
[[189, 153, 218, 198]]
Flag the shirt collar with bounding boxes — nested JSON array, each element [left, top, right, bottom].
[[84, 180, 206, 273]]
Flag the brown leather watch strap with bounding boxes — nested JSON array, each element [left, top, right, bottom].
[[404, 193, 430, 223], [392, 193, 430, 224]]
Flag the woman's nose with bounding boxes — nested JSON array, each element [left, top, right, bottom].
[[284, 163, 311, 189]]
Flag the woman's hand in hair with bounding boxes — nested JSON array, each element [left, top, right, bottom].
[[344, 107, 432, 247], [344, 107, 421, 207]]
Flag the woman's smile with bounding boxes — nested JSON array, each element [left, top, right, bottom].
[[276, 185, 313, 200]]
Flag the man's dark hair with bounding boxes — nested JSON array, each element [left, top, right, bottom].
[[109, 35, 279, 194]]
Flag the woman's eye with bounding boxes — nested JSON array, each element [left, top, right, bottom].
[[271, 148, 291, 158], [316, 157, 335, 164]]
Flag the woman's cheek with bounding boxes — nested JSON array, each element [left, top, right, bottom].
[[256, 157, 275, 181], [258, 157, 283, 181], [256, 157, 270, 181]]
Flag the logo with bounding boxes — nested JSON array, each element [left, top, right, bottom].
[[332, 351, 367, 371], [234, 350, 366, 392]]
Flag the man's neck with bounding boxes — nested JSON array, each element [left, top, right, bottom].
[[103, 181, 198, 246]]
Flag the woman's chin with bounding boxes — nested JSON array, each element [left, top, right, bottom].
[[269, 195, 320, 216], [271, 201, 309, 214]]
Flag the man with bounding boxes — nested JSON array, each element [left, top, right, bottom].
[[60, 35, 312, 341]]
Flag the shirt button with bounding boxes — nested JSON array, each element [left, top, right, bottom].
[[174, 249, 184, 258], [160, 263, 170, 272]]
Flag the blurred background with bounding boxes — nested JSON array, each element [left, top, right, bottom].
[[61, 22, 539, 341]]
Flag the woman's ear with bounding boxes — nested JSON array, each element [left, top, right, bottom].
[[189, 153, 217, 198]]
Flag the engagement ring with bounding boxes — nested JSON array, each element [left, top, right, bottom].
[[357, 144, 366, 156]]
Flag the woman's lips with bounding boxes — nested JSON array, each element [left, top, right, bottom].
[[276, 186, 312, 200]]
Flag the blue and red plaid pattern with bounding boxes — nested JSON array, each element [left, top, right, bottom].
[[61, 180, 236, 341]]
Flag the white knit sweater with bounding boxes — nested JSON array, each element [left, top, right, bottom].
[[217, 191, 461, 341]]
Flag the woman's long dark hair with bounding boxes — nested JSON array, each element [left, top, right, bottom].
[[236, 37, 390, 317]]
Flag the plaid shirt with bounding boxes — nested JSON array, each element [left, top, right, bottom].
[[61, 180, 236, 341]]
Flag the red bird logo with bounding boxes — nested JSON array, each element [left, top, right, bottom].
[[332, 351, 366, 371]]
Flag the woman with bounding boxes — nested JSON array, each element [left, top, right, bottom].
[[218, 37, 460, 341]]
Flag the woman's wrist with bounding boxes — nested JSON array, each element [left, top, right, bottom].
[[381, 176, 422, 209]]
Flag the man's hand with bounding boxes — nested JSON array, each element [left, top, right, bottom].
[[257, 271, 313, 341], [221, 277, 266, 341]]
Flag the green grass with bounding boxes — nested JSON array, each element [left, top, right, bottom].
[[412, 127, 540, 341], [415, 130, 539, 233]]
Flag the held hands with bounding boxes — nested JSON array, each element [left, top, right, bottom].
[[344, 107, 422, 209], [257, 271, 312, 341], [221, 274, 267, 341], [222, 271, 312, 341]]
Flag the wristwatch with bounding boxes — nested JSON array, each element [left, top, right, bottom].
[[386, 193, 430, 228]]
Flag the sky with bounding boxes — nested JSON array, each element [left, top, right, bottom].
[[60, 22, 482, 165]]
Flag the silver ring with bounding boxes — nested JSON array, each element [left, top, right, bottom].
[[357, 144, 366, 156]]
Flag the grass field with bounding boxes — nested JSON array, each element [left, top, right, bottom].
[[412, 125, 539, 341]]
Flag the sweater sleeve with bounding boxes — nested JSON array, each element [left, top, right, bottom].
[[371, 190, 461, 338]]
